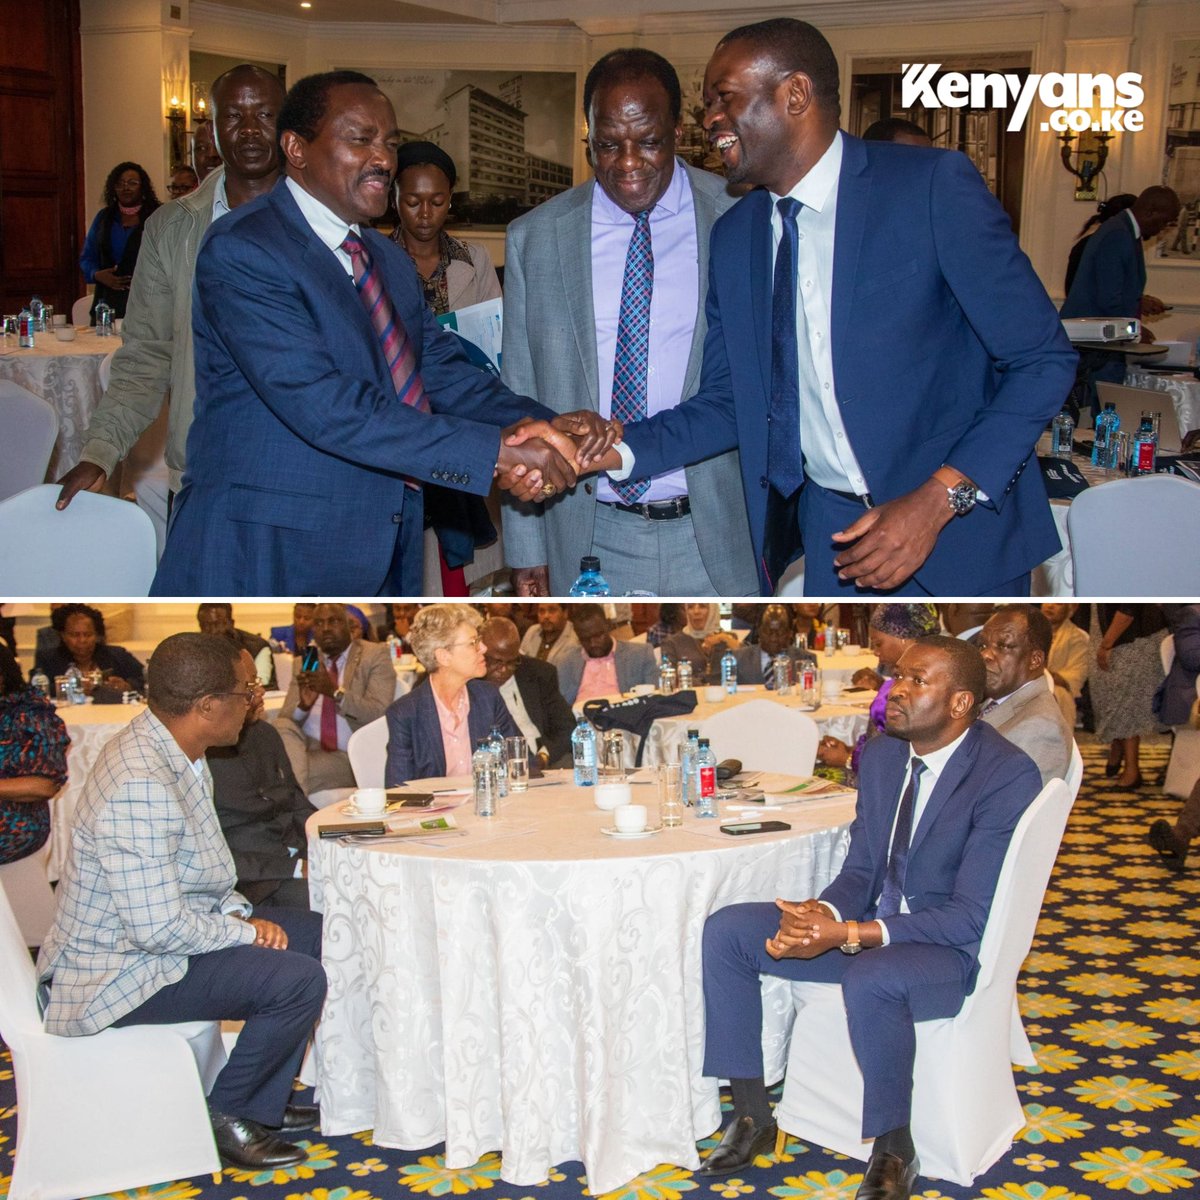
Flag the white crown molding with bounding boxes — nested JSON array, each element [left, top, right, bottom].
[[80, 20, 190, 34]]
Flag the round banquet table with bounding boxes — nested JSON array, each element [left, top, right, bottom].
[[0, 329, 113, 479], [306, 773, 855, 1193]]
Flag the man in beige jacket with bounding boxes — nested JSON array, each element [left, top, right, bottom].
[[56, 64, 285, 508]]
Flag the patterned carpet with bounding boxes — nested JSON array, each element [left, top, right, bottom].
[[3, 741, 1197, 1200]]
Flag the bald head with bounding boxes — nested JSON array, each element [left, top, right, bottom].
[[481, 617, 522, 687]]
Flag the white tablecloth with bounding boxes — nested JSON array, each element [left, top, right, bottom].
[[0, 330, 112, 478], [306, 776, 853, 1192]]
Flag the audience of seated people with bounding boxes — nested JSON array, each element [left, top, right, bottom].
[[34, 603, 146, 702], [197, 603, 276, 689], [558, 604, 659, 706]]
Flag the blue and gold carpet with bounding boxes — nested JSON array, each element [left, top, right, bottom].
[[3, 742, 1196, 1200]]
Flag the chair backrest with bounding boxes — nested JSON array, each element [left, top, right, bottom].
[[347, 715, 389, 789], [699, 699, 819, 775], [0, 879, 46, 1044], [1160, 634, 1176, 676], [0, 382, 59, 502], [1095, 381, 1182, 452], [1068, 476, 1200, 596], [1065, 740, 1084, 799], [71, 294, 93, 326], [0, 484, 158, 596], [969, 779, 1072, 999], [98, 349, 115, 392]]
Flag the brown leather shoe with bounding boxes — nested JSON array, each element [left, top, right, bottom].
[[698, 1116, 778, 1176], [854, 1150, 919, 1200]]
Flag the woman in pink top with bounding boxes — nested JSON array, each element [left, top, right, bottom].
[[384, 605, 520, 785]]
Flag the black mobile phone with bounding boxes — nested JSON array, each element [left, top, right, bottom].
[[720, 820, 792, 836], [385, 791, 436, 809], [319, 821, 386, 838], [300, 646, 320, 673]]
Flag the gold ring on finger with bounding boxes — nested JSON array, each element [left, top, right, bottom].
[[541, 482, 556, 497]]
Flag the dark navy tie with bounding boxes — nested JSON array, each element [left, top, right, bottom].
[[769, 196, 804, 497], [877, 758, 926, 919], [610, 208, 653, 503]]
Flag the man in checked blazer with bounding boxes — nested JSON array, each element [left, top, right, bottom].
[[501, 48, 757, 597], [37, 634, 326, 1171]]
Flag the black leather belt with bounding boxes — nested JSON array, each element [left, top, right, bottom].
[[821, 485, 874, 509], [602, 496, 691, 521]]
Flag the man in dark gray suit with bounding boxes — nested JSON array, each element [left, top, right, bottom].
[[558, 605, 659, 707], [501, 48, 757, 596], [978, 606, 1073, 786]]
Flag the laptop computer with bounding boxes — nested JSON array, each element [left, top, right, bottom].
[[1095, 381, 1183, 453]]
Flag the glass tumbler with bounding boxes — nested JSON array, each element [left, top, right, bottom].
[[505, 736, 528, 792], [659, 762, 683, 827]]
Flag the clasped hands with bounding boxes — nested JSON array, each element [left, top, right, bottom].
[[494, 412, 623, 503], [765, 898, 846, 960]]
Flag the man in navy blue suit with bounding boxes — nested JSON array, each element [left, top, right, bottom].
[[697, 636, 1042, 1200], [152, 71, 609, 596], [575, 19, 1076, 596]]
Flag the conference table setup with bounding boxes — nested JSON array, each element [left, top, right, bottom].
[[305, 772, 856, 1193], [0, 325, 113, 479]]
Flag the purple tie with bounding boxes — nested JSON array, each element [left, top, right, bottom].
[[610, 209, 653, 504], [877, 758, 925, 919]]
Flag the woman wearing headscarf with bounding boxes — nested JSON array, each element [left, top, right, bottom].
[[816, 603, 940, 775], [79, 161, 161, 320], [661, 605, 738, 684]]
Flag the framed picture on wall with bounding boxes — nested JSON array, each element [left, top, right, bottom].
[[1159, 38, 1200, 263], [349, 67, 577, 229]]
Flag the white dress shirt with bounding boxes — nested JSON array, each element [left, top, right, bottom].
[[295, 644, 353, 751], [499, 675, 542, 750], [286, 176, 358, 275]]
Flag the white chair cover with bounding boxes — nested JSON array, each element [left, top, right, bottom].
[[699, 699, 819, 776], [1068, 476, 1200, 595], [0, 843, 57, 947], [0, 886, 224, 1200], [347, 715, 389, 790], [0, 382, 58, 502], [0, 484, 157, 596], [773, 778, 1073, 1186], [70, 294, 92, 326]]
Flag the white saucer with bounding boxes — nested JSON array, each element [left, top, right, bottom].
[[336, 801, 389, 820], [600, 824, 665, 839]]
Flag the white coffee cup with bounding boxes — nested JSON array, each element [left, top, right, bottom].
[[351, 788, 386, 814], [705, 685, 724, 703], [53, 326, 77, 342], [845, 644, 862, 655], [614, 803, 648, 833], [595, 781, 632, 811], [52, 313, 67, 327]]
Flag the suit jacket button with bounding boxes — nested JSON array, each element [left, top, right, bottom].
[[585, 482, 593, 495], [463, 474, 470, 484], [392, 512, 402, 523], [760, 476, 768, 488]]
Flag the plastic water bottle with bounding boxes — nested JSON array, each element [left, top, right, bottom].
[[681, 728, 700, 806], [64, 665, 85, 704], [568, 555, 611, 597], [18, 307, 34, 348], [677, 659, 693, 691], [29, 296, 45, 333], [772, 654, 792, 695], [95, 301, 114, 337], [1051, 408, 1074, 458], [571, 717, 597, 786], [659, 656, 677, 694], [1132, 413, 1158, 475], [1092, 402, 1120, 469], [487, 725, 509, 797], [720, 648, 738, 695], [30, 668, 50, 697], [473, 739, 500, 816], [695, 738, 717, 818]]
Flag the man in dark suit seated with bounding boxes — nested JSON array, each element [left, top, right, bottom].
[[977, 606, 1073, 786], [198, 603, 276, 688], [728, 602, 812, 686], [697, 636, 1041, 1200], [481, 616, 575, 768], [557, 604, 659, 706], [209, 650, 315, 908]]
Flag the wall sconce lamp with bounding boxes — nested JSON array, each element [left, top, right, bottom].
[[191, 82, 210, 121], [166, 95, 187, 169], [1058, 128, 1112, 201]]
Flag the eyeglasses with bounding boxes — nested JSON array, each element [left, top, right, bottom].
[[210, 688, 256, 705], [167, 182, 194, 196], [446, 637, 483, 651]]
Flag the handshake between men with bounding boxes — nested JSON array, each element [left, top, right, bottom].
[[493, 412, 623, 504]]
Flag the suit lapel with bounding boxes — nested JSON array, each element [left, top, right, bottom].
[[683, 165, 712, 399], [340, 640, 362, 695], [558, 186, 600, 410], [909, 725, 979, 856], [830, 136, 868, 376]]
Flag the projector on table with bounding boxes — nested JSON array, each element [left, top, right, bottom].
[[1061, 316, 1140, 343]]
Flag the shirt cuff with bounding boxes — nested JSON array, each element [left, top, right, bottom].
[[877, 920, 891, 946], [607, 440, 635, 481], [222, 899, 253, 919], [819, 900, 841, 921]]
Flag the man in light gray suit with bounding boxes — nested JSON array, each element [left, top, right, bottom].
[[501, 48, 757, 596], [978, 605, 1073, 786]]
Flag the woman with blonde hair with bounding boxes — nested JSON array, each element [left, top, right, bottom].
[[384, 605, 520, 785]]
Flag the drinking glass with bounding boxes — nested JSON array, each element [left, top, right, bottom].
[[505, 736, 528, 792], [658, 762, 683, 827], [599, 730, 626, 780]]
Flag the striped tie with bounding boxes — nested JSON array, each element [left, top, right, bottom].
[[341, 232, 431, 414], [610, 209, 653, 504]]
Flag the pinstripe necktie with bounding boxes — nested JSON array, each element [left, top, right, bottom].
[[877, 758, 925, 919], [341, 232, 431, 415], [610, 209, 653, 504]]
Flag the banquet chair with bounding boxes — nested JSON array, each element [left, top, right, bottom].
[[0, 382, 58, 502], [1068, 476, 1200, 595], [772, 777, 1073, 1186], [0, 842, 56, 947], [0, 885, 225, 1200], [70, 293, 92, 326], [0, 484, 157, 596], [348, 715, 388, 790], [98, 348, 115, 392], [700, 699, 819, 775]]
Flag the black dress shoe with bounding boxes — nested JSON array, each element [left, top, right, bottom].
[[276, 1104, 319, 1133], [699, 1116, 778, 1176], [211, 1113, 307, 1169], [1147, 819, 1188, 871], [855, 1150, 920, 1200]]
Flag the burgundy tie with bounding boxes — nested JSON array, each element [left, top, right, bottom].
[[320, 658, 340, 753]]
